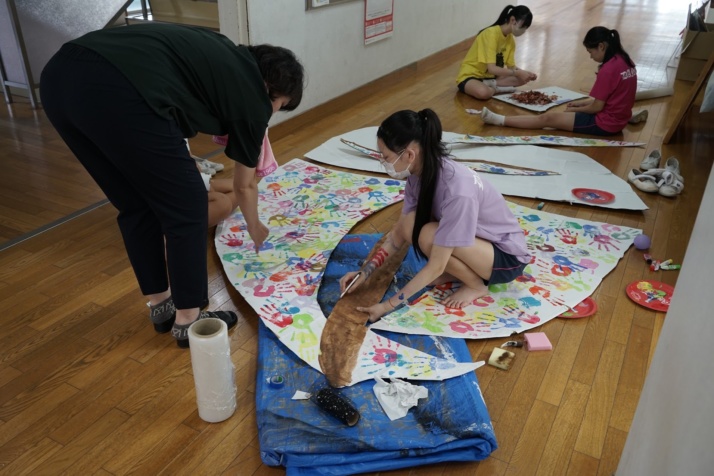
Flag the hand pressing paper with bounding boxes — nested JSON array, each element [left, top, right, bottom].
[[373, 376, 428, 421]]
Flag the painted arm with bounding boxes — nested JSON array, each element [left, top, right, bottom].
[[356, 244, 454, 323], [232, 161, 268, 252], [338, 219, 405, 295]]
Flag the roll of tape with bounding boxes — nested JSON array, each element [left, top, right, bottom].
[[269, 375, 285, 388]]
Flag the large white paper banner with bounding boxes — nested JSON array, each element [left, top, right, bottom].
[[451, 134, 645, 148], [305, 127, 648, 211], [370, 202, 641, 338], [216, 159, 479, 386]]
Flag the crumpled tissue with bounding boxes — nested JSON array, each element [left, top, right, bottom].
[[373, 376, 428, 420]]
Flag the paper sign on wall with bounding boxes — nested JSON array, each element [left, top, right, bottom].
[[365, 0, 393, 45]]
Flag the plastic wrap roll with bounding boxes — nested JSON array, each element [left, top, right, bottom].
[[188, 318, 236, 423]]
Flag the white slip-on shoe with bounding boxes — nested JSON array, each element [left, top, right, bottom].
[[640, 149, 661, 170], [664, 157, 681, 179], [628, 168, 659, 193], [629, 110, 648, 124]]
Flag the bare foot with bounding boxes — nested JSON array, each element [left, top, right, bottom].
[[443, 282, 489, 309], [429, 272, 456, 287]]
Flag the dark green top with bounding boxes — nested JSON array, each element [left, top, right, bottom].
[[71, 23, 271, 167]]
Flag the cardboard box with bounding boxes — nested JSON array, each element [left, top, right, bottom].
[[676, 57, 709, 81], [682, 29, 714, 61], [676, 9, 714, 81]]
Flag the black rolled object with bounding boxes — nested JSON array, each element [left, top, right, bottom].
[[311, 387, 360, 427]]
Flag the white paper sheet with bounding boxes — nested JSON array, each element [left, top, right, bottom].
[[492, 86, 590, 112], [304, 127, 648, 210]]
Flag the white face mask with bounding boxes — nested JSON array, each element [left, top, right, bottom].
[[381, 149, 411, 179], [512, 21, 527, 37]]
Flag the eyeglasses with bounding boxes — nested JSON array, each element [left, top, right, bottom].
[[379, 149, 406, 165]]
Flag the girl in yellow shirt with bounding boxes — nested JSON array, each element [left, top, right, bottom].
[[456, 5, 537, 100]]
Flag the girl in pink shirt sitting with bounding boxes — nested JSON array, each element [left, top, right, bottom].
[[479, 26, 646, 136]]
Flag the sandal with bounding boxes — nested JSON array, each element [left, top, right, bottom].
[[149, 297, 176, 333], [627, 168, 659, 193], [172, 310, 238, 348]]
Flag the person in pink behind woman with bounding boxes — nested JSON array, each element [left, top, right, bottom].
[[205, 130, 277, 227], [212, 128, 277, 177], [478, 26, 647, 136]]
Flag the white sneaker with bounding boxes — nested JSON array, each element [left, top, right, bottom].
[[640, 150, 661, 171], [629, 110, 648, 124]]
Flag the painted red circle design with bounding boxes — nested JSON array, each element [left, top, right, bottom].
[[625, 280, 674, 312], [572, 188, 615, 204], [558, 297, 597, 318]]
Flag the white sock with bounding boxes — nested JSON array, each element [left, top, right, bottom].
[[482, 79, 497, 88], [481, 107, 505, 126]]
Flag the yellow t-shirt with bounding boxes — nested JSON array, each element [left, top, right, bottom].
[[456, 25, 516, 84]]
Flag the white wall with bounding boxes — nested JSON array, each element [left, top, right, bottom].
[[617, 167, 714, 474], [240, 0, 507, 125]]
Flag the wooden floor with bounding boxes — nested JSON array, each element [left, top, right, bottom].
[[1, 0, 712, 474]]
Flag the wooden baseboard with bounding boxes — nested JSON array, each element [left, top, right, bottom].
[[271, 36, 474, 139]]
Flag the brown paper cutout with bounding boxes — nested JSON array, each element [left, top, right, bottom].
[[319, 235, 409, 387]]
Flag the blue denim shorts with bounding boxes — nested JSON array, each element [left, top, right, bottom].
[[573, 112, 619, 136], [487, 244, 528, 285]]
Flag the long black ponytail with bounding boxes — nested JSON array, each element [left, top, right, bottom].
[[583, 27, 635, 69], [377, 109, 448, 260], [478, 4, 533, 35]]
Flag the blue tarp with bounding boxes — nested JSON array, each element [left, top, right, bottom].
[[256, 234, 497, 475]]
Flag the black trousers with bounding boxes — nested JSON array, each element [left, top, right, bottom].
[[40, 44, 208, 309]]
